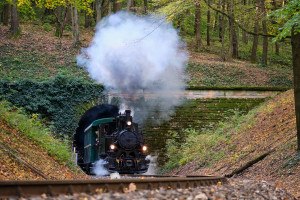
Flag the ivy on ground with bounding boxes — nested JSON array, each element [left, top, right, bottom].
[[0, 74, 104, 137]]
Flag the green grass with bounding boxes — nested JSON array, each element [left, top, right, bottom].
[[0, 45, 90, 81], [186, 62, 293, 87], [160, 102, 261, 172], [0, 100, 79, 171]]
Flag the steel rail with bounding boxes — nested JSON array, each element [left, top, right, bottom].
[[0, 176, 227, 198]]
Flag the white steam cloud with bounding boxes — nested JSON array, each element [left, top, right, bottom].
[[144, 155, 158, 175], [77, 12, 188, 123], [92, 159, 109, 176]]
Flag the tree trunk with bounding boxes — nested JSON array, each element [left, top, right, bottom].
[[2, 3, 10, 26], [179, 12, 185, 36], [250, 25, 259, 63], [65, 7, 72, 24], [195, 1, 202, 51], [113, 0, 123, 13], [221, 20, 226, 61], [96, 0, 103, 23], [107, 0, 111, 16], [262, 25, 268, 65], [74, 5, 80, 46], [228, 0, 238, 59], [144, 0, 148, 14], [55, 7, 62, 38], [242, 30, 248, 44], [250, 1, 259, 63], [218, 0, 222, 42], [71, 5, 74, 35], [212, 0, 217, 31], [54, 6, 68, 39], [57, 6, 62, 22], [85, 11, 92, 28], [10, 0, 19, 35], [220, 0, 226, 60], [261, 0, 268, 66], [126, 0, 132, 12], [242, 0, 248, 44], [291, 27, 300, 152], [275, 41, 279, 55], [207, 0, 211, 46]]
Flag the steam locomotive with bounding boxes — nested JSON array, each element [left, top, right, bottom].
[[73, 104, 149, 174]]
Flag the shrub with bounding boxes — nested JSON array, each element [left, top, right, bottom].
[[0, 74, 104, 137], [43, 15, 57, 24], [43, 23, 53, 32]]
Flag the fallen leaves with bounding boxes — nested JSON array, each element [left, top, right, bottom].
[[169, 90, 299, 197], [0, 120, 88, 181]]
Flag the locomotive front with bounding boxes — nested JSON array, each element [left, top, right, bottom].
[[77, 107, 149, 174], [106, 110, 149, 174]]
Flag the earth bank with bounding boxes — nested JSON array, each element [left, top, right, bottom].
[[167, 90, 299, 198]]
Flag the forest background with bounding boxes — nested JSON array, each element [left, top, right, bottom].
[[0, 0, 299, 149]]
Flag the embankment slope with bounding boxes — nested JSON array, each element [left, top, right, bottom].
[[0, 102, 88, 180], [170, 90, 299, 197]]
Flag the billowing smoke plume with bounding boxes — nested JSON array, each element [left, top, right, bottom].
[[77, 12, 188, 123]]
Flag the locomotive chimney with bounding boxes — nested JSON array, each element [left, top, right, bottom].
[[125, 110, 131, 121]]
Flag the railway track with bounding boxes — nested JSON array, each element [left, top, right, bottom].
[[0, 175, 227, 198]]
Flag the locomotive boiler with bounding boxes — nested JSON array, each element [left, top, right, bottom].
[[73, 105, 149, 174]]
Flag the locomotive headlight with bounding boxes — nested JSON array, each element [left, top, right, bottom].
[[142, 145, 147, 152], [110, 144, 116, 150], [126, 121, 132, 126]]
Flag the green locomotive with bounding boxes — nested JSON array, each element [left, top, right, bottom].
[[76, 109, 149, 174]]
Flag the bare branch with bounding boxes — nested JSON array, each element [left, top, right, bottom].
[[202, 0, 291, 38]]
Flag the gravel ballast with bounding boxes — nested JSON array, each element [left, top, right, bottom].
[[24, 179, 296, 200]]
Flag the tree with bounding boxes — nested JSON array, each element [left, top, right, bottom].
[[144, 0, 148, 14], [250, 1, 259, 63], [95, 0, 104, 23], [113, 0, 122, 13], [272, 0, 300, 151], [220, 0, 226, 60], [241, 0, 248, 44], [227, 0, 238, 59], [206, 0, 210, 46], [10, 0, 20, 35], [195, 1, 202, 51], [200, 0, 299, 149], [71, 4, 80, 46], [126, 0, 132, 12], [261, 0, 268, 66], [54, 6, 68, 38], [1, 2, 10, 26], [107, 0, 111, 16], [84, 9, 93, 28], [35, 0, 94, 42], [291, 27, 300, 152]]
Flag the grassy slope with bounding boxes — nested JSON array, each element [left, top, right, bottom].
[[167, 90, 299, 197], [0, 101, 88, 180], [187, 52, 293, 87], [0, 24, 91, 81]]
